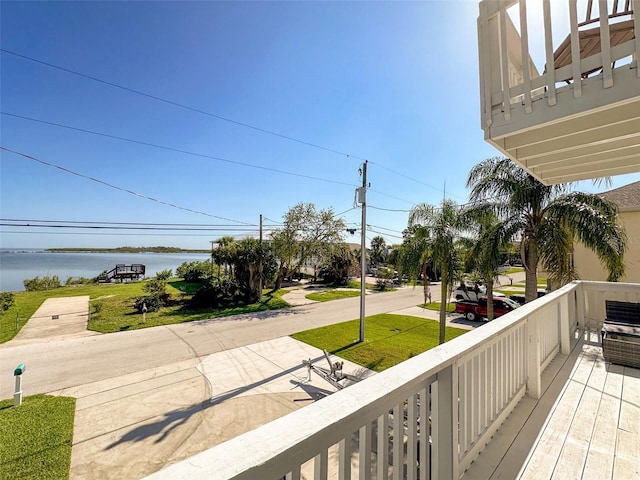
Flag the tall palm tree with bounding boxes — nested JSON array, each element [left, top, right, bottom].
[[461, 205, 513, 320], [409, 199, 464, 344], [370, 236, 387, 267], [467, 157, 626, 302]]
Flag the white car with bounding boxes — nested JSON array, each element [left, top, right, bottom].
[[453, 282, 505, 302]]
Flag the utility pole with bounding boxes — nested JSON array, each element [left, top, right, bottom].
[[358, 161, 368, 343], [210, 240, 215, 276], [258, 214, 263, 301]]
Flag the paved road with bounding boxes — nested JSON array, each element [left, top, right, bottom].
[[0, 285, 428, 400]]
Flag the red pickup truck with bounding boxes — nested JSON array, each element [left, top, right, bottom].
[[454, 296, 520, 321]]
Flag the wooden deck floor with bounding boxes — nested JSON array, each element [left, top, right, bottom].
[[463, 332, 640, 480]]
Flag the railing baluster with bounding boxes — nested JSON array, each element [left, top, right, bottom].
[[519, 0, 533, 112], [338, 437, 350, 480], [599, 0, 614, 87], [419, 387, 429, 480], [499, 1, 512, 119], [393, 404, 402, 480], [314, 450, 328, 480], [359, 423, 372, 480], [569, 0, 583, 96], [407, 394, 418, 480], [542, 0, 557, 105], [377, 412, 389, 480]]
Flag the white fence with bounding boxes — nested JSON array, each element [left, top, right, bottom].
[[147, 280, 640, 480]]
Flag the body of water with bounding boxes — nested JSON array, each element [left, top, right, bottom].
[[0, 249, 210, 292]]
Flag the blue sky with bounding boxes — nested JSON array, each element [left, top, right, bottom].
[[2, 0, 639, 250]]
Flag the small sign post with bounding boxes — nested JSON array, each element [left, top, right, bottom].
[[142, 302, 147, 324], [13, 363, 26, 406]]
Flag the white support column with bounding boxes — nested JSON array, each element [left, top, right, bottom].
[[479, 2, 494, 126], [527, 316, 542, 399]]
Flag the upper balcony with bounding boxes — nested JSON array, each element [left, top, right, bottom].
[[146, 280, 640, 480], [478, 0, 640, 184]]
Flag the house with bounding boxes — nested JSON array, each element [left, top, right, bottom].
[[147, 2, 640, 478], [574, 181, 640, 283]]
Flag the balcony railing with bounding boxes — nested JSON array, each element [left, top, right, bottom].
[[146, 280, 640, 480], [478, 0, 640, 184]]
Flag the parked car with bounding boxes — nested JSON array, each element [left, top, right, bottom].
[[509, 291, 547, 305], [454, 296, 520, 322], [453, 282, 505, 302]]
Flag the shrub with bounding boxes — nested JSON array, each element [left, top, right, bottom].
[[176, 261, 210, 282], [23, 275, 61, 291], [134, 294, 163, 313], [155, 269, 172, 281], [0, 292, 14, 313], [191, 278, 244, 309], [65, 276, 95, 286]]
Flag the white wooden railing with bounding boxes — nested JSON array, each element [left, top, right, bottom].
[[478, 0, 640, 129], [146, 281, 640, 480]]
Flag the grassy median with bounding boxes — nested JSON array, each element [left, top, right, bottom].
[[291, 313, 468, 372]]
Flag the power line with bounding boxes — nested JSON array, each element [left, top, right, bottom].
[[369, 205, 412, 213], [1, 48, 465, 199], [1, 218, 263, 227], [0, 223, 262, 232], [0, 146, 256, 224], [0, 49, 366, 162], [1, 112, 358, 188]]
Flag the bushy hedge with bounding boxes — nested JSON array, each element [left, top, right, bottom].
[[23, 276, 61, 291]]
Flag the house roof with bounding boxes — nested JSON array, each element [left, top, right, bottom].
[[600, 180, 640, 211]]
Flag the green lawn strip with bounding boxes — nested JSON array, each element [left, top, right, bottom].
[[418, 302, 455, 313], [305, 290, 361, 302], [291, 313, 468, 372], [88, 288, 289, 333], [1, 282, 290, 341], [0, 394, 75, 480], [1, 282, 147, 343]]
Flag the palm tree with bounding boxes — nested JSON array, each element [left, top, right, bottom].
[[461, 205, 513, 320], [467, 157, 626, 302], [370, 236, 387, 267], [409, 199, 464, 344]]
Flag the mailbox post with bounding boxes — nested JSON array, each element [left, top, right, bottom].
[[14, 363, 26, 406]]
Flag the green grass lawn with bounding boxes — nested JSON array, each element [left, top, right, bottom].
[[419, 301, 455, 313], [291, 313, 468, 372], [305, 289, 361, 302], [1, 281, 290, 342], [0, 394, 75, 480]]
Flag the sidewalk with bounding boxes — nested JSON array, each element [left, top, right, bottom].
[[10, 296, 99, 346]]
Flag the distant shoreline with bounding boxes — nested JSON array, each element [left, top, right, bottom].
[[45, 247, 210, 254]]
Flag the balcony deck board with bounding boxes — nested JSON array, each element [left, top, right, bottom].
[[463, 334, 640, 480]]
